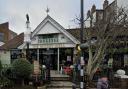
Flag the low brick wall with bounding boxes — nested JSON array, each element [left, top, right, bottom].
[[120, 78, 128, 89], [113, 77, 128, 89]]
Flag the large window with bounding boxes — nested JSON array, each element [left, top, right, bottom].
[[10, 49, 22, 63], [38, 34, 58, 44]]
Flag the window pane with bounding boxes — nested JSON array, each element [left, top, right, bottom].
[[0, 33, 4, 42]]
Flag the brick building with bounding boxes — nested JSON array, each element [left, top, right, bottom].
[[0, 22, 17, 46], [86, 0, 128, 72], [0, 22, 17, 64]]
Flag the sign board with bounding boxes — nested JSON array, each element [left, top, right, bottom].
[[80, 57, 85, 66], [67, 56, 71, 61], [33, 60, 40, 75]]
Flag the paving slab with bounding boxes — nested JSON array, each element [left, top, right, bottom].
[[47, 81, 73, 87], [50, 70, 69, 77]]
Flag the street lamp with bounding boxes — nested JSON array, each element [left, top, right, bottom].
[[80, 0, 85, 89], [24, 14, 31, 63]]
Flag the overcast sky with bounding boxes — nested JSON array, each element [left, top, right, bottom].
[[0, 0, 114, 34]]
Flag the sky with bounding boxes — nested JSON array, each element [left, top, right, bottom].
[[0, 0, 114, 34]]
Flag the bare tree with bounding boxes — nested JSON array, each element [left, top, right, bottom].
[[85, 7, 128, 81]]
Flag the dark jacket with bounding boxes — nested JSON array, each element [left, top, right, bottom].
[[97, 78, 109, 89]]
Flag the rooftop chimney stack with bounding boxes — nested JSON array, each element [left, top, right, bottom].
[[91, 4, 96, 14], [103, 0, 109, 9]]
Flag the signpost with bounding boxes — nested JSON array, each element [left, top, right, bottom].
[[33, 60, 40, 82]]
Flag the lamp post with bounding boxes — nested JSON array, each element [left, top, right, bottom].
[[24, 14, 31, 63], [80, 0, 85, 89]]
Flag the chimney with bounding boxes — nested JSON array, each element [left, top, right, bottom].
[[87, 10, 91, 18], [103, 0, 109, 9], [91, 4, 96, 14]]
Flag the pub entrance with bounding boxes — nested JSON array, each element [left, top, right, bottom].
[[39, 49, 58, 70], [29, 48, 73, 71]]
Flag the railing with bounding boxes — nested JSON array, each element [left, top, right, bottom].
[[38, 38, 58, 44]]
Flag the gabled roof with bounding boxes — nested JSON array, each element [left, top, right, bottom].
[[66, 28, 95, 42], [66, 28, 81, 41], [32, 15, 80, 44], [0, 33, 24, 50], [1, 16, 84, 50], [1, 28, 91, 50]]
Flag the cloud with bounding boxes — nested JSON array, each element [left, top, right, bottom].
[[0, 0, 114, 34]]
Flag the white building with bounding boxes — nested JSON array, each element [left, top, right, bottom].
[[2, 0, 128, 71], [6, 15, 80, 72]]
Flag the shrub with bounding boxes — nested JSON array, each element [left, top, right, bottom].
[[12, 58, 33, 86], [0, 76, 14, 88], [12, 58, 32, 78]]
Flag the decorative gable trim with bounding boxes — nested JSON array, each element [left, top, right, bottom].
[[31, 15, 80, 44]]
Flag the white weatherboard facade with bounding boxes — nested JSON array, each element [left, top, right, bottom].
[[19, 15, 80, 72], [23, 15, 80, 49]]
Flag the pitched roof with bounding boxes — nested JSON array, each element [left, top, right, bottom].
[[66, 28, 96, 42], [0, 33, 24, 50], [1, 27, 127, 50], [9, 29, 17, 37], [66, 28, 81, 41], [1, 28, 83, 50], [0, 22, 9, 27]]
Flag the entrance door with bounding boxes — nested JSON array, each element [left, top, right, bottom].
[[39, 49, 57, 70], [47, 49, 57, 70], [50, 54, 57, 70]]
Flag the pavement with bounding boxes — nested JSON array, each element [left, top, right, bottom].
[[42, 70, 120, 89], [50, 70, 69, 77]]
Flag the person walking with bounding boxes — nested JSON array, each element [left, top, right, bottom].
[[97, 75, 109, 89]]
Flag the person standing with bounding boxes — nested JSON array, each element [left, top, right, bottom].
[[97, 75, 109, 89]]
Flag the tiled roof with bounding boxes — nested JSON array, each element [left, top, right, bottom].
[[66, 28, 95, 42], [9, 29, 17, 36], [0, 33, 24, 50], [0, 28, 83, 50], [66, 28, 81, 41], [1, 27, 127, 50], [0, 22, 8, 27], [1, 28, 84, 50]]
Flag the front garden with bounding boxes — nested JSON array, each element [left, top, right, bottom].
[[0, 58, 44, 89]]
